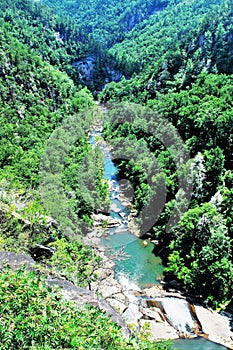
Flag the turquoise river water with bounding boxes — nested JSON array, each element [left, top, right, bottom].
[[90, 130, 228, 350]]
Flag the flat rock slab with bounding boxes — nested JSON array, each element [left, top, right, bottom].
[[139, 306, 164, 322], [113, 292, 127, 303], [123, 304, 143, 324], [142, 285, 168, 297], [107, 298, 127, 313], [100, 283, 122, 298], [47, 278, 130, 338], [139, 319, 178, 340], [195, 305, 233, 349], [46, 278, 99, 308], [0, 251, 36, 270]]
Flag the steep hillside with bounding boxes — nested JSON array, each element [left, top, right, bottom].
[[42, 0, 168, 47], [0, 0, 232, 331], [0, 3, 108, 276], [0, 0, 92, 83], [101, 0, 233, 101], [0, 0, 123, 91], [0, 3, 176, 348], [38, 0, 233, 98]]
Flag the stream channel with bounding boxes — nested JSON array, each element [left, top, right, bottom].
[[90, 128, 228, 350]]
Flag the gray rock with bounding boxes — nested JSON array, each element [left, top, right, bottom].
[[139, 307, 163, 322], [124, 291, 138, 305], [139, 319, 178, 340], [107, 298, 127, 313], [46, 278, 99, 307], [47, 277, 131, 338], [97, 268, 113, 281], [0, 251, 36, 270], [98, 299, 131, 338], [195, 304, 233, 349], [123, 304, 143, 324], [93, 213, 120, 227], [99, 283, 122, 298], [114, 292, 127, 304]]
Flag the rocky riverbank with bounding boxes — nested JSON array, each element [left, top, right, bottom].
[[1, 236, 232, 348], [83, 225, 233, 349], [83, 228, 178, 341], [88, 123, 233, 348]]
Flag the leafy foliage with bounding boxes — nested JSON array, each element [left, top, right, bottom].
[[102, 100, 233, 308], [100, 0, 233, 102], [0, 0, 233, 325], [41, 0, 168, 47], [0, 0, 110, 300], [47, 238, 102, 288], [0, 268, 171, 349], [165, 204, 233, 307]]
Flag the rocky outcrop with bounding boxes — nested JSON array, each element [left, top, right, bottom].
[[46, 278, 131, 338], [72, 55, 122, 89], [73, 56, 96, 84], [195, 305, 233, 349], [0, 250, 131, 339], [93, 213, 121, 227], [0, 251, 36, 270]]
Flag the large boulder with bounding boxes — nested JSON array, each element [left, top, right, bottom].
[[122, 304, 143, 325], [0, 251, 36, 270], [195, 305, 233, 349], [139, 319, 178, 341], [0, 251, 131, 339], [47, 278, 131, 338]]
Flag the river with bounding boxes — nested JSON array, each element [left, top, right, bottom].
[[90, 127, 229, 350]]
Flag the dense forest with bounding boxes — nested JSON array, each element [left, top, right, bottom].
[[0, 0, 233, 347], [0, 0, 170, 348], [39, 0, 232, 308]]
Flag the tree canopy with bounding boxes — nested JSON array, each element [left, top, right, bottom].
[[0, 0, 232, 341]]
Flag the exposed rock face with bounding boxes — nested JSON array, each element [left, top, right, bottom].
[[46, 278, 100, 308], [139, 318, 178, 340], [46, 278, 131, 338], [123, 304, 143, 325], [195, 305, 233, 349], [73, 55, 96, 84], [84, 231, 181, 340], [0, 250, 131, 339], [0, 251, 36, 270], [73, 55, 122, 89], [105, 66, 122, 83], [139, 306, 165, 322]]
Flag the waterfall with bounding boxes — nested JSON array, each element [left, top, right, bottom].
[[118, 273, 141, 292], [155, 297, 201, 336], [90, 121, 230, 349]]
